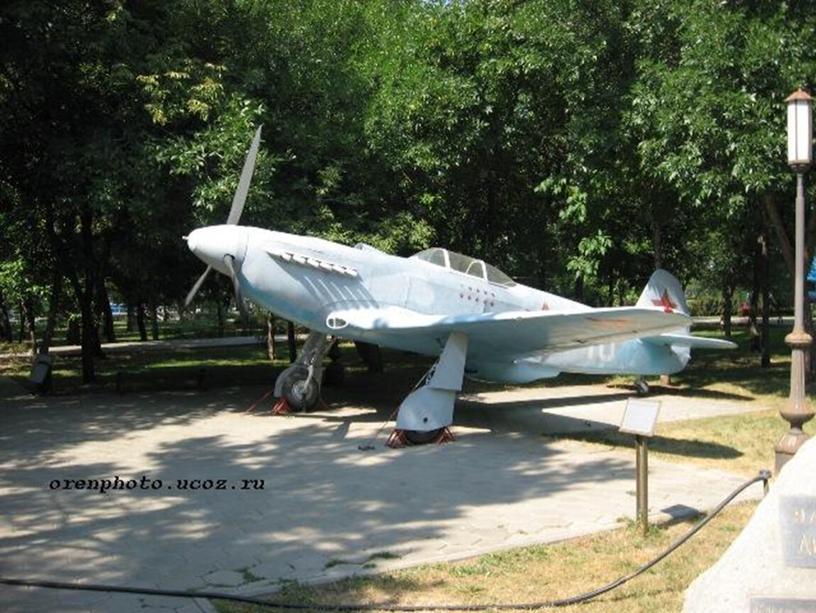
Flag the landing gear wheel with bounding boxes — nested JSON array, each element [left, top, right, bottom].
[[634, 378, 650, 396], [403, 428, 443, 445], [281, 367, 320, 412]]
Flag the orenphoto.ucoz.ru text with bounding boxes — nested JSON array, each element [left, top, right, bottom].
[[47, 475, 265, 493]]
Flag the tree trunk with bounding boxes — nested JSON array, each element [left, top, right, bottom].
[[573, 275, 584, 303], [763, 193, 795, 276], [126, 304, 136, 332], [763, 191, 813, 379], [65, 266, 97, 383], [749, 244, 761, 352], [18, 300, 25, 342], [760, 232, 771, 368], [0, 290, 12, 341], [216, 298, 224, 337], [96, 280, 116, 343], [722, 283, 733, 338], [22, 296, 37, 355], [606, 275, 614, 306], [150, 303, 159, 340], [287, 321, 297, 363], [79, 208, 102, 375], [267, 313, 276, 360], [136, 303, 147, 341], [763, 190, 812, 297], [41, 271, 62, 353], [79, 283, 96, 381], [652, 219, 663, 269]]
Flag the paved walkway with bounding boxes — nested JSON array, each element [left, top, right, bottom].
[[0, 381, 765, 611]]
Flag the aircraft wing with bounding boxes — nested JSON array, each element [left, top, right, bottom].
[[328, 306, 691, 355]]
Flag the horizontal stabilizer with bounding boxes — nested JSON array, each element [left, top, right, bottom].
[[643, 333, 737, 350]]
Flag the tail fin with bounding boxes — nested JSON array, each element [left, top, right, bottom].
[[636, 269, 689, 315], [638, 270, 737, 352]]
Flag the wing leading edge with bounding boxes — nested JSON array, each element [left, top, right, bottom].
[[643, 333, 737, 350], [327, 306, 690, 356]]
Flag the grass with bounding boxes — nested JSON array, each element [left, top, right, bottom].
[[215, 501, 759, 613], [0, 344, 285, 395], [561, 408, 812, 477], [324, 552, 402, 570]]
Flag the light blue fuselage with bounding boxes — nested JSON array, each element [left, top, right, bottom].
[[225, 227, 689, 384]]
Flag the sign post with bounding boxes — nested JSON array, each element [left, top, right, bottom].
[[635, 434, 648, 534], [620, 398, 661, 535]]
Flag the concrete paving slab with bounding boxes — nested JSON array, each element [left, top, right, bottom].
[[0, 380, 765, 611]]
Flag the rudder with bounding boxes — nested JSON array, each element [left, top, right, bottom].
[[636, 269, 689, 315]]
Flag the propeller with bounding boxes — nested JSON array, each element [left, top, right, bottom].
[[224, 254, 249, 321], [184, 265, 213, 307], [226, 126, 263, 226], [183, 126, 263, 311]]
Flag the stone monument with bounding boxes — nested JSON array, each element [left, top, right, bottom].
[[684, 438, 816, 612]]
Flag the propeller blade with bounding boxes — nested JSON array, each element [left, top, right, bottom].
[[226, 125, 263, 225], [184, 265, 212, 307], [223, 255, 249, 321]]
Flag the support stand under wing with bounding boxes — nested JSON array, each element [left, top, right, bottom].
[[395, 332, 468, 434]]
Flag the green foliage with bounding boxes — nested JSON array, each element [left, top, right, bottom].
[[0, 0, 812, 359]]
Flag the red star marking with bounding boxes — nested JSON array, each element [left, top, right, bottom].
[[651, 289, 677, 313]]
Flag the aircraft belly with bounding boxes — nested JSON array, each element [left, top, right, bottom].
[[465, 361, 560, 384], [348, 330, 445, 357], [543, 339, 688, 375]]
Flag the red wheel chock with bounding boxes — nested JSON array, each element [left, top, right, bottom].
[[269, 396, 329, 415], [436, 427, 456, 444], [386, 429, 409, 448], [386, 427, 455, 448], [271, 398, 292, 415]]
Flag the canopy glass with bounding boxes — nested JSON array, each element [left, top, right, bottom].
[[412, 248, 516, 287]]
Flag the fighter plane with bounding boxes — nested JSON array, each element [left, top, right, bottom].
[[183, 127, 736, 444]]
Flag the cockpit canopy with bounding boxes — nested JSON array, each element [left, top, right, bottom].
[[411, 248, 516, 287]]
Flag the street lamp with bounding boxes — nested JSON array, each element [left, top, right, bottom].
[[776, 88, 815, 473]]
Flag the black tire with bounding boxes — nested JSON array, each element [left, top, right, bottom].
[[281, 367, 320, 411], [635, 379, 650, 396], [403, 428, 443, 445]]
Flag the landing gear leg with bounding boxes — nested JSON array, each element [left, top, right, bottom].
[[635, 376, 650, 396], [389, 332, 468, 446], [273, 331, 334, 412]]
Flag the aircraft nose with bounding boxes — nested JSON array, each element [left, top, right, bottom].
[[186, 226, 247, 274]]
